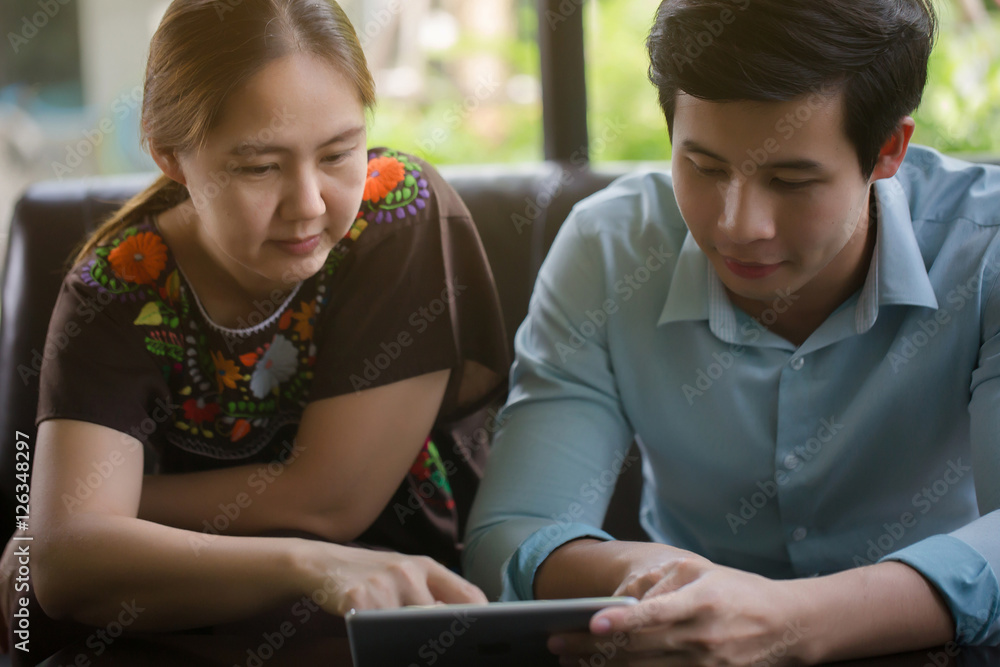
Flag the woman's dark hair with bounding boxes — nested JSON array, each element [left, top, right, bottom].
[[71, 0, 376, 268], [646, 0, 937, 178]]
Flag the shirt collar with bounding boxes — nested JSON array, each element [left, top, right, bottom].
[[657, 176, 939, 336]]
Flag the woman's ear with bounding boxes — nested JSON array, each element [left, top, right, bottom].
[[149, 142, 188, 187], [870, 117, 916, 182]]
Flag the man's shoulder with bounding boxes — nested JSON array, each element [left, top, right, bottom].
[[896, 145, 1000, 228], [562, 167, 687, 250]]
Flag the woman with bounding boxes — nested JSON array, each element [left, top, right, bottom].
[[1, 0, 508, 652]]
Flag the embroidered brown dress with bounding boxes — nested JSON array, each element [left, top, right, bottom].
[[36, 147, 510, 567]]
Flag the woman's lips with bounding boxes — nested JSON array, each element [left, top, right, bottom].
[[274, 234, 321, 255], [723, 257, 783, 280]]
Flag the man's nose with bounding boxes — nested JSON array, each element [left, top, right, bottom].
[[718, 177, 776, 245]]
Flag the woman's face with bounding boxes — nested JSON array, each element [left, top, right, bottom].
[[174, 52, 368, 297]]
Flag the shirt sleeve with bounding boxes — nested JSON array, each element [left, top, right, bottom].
[[306, 151, 510, 425], [879, 244, 1000, 646], [462, 211, 635, 602], [35, 265, 168, 449]]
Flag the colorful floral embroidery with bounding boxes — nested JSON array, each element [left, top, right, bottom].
[[357, 150, 430, 224], [249, 335, 298, 399], [83, 147, 448, 480], [108, 231, 168, 285], [291, 300, 316, 342], [364, 155, 406, 203], [410, 437, 454, 504], [210, 350, 242, 393], [182, 397, 221, 424]]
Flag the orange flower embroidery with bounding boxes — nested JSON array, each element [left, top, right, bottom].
[[230, 419, 252, 442], [210, 350, 241, 393], [364, 156, 406, 204], [291, 300, 317, 341], [108, 232, 168, 285]]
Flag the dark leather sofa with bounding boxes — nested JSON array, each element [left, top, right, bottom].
[[0, 160, 649, 553]]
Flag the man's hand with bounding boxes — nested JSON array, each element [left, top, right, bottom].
[[547, 556, 812, 666]]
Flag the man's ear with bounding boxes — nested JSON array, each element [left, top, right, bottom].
[[149, 142, 188, 187], [870, 117, 916, 182]]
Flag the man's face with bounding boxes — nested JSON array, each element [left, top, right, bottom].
[[671, 90, 874, 306]]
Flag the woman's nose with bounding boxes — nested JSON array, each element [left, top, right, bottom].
[[281, 168, 326, 222]]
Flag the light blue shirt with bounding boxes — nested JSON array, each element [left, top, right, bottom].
[[463, 145, 1000, 645]]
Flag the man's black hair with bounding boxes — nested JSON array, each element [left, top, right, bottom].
[[647, 0, 937, 177]]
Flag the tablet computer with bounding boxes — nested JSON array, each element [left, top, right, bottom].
[[345, 596, 638, 667]]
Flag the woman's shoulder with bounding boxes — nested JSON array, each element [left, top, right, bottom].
[[67, 215, 180, 314], [356, 147, 468, 230]]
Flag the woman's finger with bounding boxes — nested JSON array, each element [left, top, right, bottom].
[[424, 562, 488, 604]]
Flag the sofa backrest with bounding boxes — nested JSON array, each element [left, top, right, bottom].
[[0, 163, 652, 543]]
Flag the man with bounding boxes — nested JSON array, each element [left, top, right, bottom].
[[463, 0, 1000, 664]]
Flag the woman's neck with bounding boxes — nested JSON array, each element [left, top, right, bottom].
[[153, 202, 298, 329]]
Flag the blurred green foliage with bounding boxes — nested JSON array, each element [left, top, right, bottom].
[[368, 1, 543, 164], [913, 5, 1000, 156], [371, 0, 1000, 164]]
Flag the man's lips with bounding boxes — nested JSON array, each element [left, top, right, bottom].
[[722, 257, 784, 279]]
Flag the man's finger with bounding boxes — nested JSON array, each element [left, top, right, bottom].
[[592, 587, 699, 635]]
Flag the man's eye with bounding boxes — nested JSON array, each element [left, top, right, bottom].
[[690, 161, 726, 177], [773, 178, 813, 190]]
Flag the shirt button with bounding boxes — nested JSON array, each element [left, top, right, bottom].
[[790, 357, 805, 370], [783, 454, 799, 469], [792, 527, 808, 541]]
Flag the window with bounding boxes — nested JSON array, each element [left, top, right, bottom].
[[348, 0, 544, 164]]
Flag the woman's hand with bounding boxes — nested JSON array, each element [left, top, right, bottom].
[[294, 539, 488, 616], [547, 555, 812, 666]]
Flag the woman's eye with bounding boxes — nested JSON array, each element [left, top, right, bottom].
[[322, 152, 350, 164], [241, 164, 275, 176]]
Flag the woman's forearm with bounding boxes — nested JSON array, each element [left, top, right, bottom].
[[139, 464, 301, 535], [35, 513, 314, 630], [796, 561, 954, 663], [138, 458, 369, 543]]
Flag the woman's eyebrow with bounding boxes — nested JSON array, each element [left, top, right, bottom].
[[229, 125, 366, 156]]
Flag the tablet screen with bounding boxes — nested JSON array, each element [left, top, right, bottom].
[[346, 596, 638, 667]]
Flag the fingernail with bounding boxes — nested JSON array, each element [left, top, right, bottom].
[[592, 616, 611, 633]]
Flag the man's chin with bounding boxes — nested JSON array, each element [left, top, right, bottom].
[[718, 276, 802, 306]]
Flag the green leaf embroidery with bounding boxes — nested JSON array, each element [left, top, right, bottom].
[[134, 302, 163, 326]]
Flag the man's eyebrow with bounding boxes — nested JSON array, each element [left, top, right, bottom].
[[680, 140, 824, 171], [229, 125, 365, 156]]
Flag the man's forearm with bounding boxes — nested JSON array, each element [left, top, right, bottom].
[[797, 561, 954, 663], [534, 539, 691, 600]]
